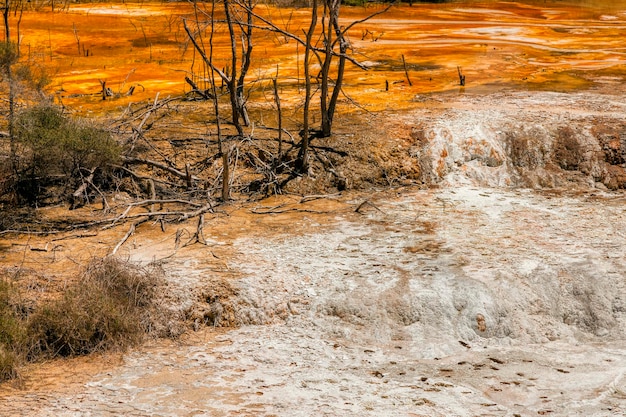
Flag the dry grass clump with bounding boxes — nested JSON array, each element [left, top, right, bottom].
[[0, 257, 176, 382], [27, 257, 161, 358], [0, 279, 25, 381]]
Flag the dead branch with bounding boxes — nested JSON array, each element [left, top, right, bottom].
[[185, 76, 212, 99], [113, 165, 181, 188], [299, 192, 342, 203], [239, 15, 369, 70], [250, 204, 334, 214], [51, 233, 98, 241], [122, 156, 201, 182], [457, 66, 466, 86], [355, 200, 384, 214], [0, 229, 64, 236], [177, 202, 214, 222], [112, 218, 148, 255], [71, 167, 96, 209], [401, 54, 412, 87], [183, 213, 208, 247], [69, 200, 206, 230], [127, 199, 204, 208]]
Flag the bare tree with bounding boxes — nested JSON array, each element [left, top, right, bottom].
[[186, 0, 232, 201], [184, 0, 254, 137], [319, 0, 345, 137], [2, 0, 18, 177], [240, 1, 391, 169], [298, 0, 318, 172]]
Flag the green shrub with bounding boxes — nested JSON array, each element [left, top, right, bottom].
[[14, 104, 121, 204], [16, 105, 120, 177]]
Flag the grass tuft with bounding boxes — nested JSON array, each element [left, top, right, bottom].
[[0, 257, 174, 382]]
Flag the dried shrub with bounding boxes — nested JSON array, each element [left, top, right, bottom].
[[14, 63, 51, 92], [0, 279, 25, 381], [27, 257, 163, 359], [0, 258, 186, 382]]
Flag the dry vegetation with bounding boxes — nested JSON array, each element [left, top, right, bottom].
[[0, 257, 182, 382]]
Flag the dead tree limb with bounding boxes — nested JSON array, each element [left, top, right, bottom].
[[355, 200, 384, 214], [457, 66, 465, 86], [402, 54, 412, 86], [112, 218, 148, 255], [185, 76, 211, 99], [299, 193, 341, 203], [71, 168, 96, 209], [122, 156, 201, 182], [177, 202, 214, 222]]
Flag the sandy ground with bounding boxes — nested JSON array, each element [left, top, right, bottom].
[[2, 82, 626, 415], [2, 175, 625, 416]]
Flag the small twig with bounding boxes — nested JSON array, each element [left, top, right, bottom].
[[51, 233, 98, 241], [355, 200, 385, 214], [299, 193, 342, 203], [112, 218, 148, 255]]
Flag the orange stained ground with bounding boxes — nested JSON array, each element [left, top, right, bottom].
[[12, 0, 626, 115]]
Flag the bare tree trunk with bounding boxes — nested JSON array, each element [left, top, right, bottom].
[[223, 0, 243, 136], [297, 0, 318, 173], [4, 0, 15, 178], [324, 1, 347, 137], [236, 0, 253, 127], [207, 0, 229, 201], [272, 76, 282, 157], [319, 0, 333, 138]]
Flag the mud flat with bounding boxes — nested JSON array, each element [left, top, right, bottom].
[[1, 90, 625, 417], [3, 184, 625, 416]]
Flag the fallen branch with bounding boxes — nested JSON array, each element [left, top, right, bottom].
[[112, 218, 148, 255], [355, 200, 384, 214], [185, 76, 212, 100], [122, 156, 201, 182], [51, 233, 98, 241], [299, 193, 342, 203], [113, 165, 182, 188], [251, 205, 334, 215], [177, 202, 214, 222]]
